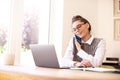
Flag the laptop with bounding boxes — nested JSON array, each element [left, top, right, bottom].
[[30, 44, 69, 69]]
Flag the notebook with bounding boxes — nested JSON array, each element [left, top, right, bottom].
[[70, 67, 120, 73], [30, 44, 69, 69]]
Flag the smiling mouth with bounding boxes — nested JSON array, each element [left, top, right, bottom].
[[75, 30, 83, 36]]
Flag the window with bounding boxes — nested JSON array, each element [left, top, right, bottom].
[[22, 0, 50, 51], [0, 0, 11, 54], [21, 0, 51, 66], [0, 0, 11, 64], [0, 0, 64, 66]]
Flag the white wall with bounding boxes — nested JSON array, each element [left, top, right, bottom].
[[97, 0, 120, 59], [62, 0, 120, 60]]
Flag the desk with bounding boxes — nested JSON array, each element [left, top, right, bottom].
[[0, 65, 120, 80]]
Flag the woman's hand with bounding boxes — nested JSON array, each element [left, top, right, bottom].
[[73, 60, 93, 67], [75, 39, 81, 51], [80, 60, 93, 67]]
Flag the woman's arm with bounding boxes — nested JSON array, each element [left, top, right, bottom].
[[77, 39, 106, 67], [62, 38, 76, 67]]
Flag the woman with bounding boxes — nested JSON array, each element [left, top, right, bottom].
[[62, 15, 106, 68]]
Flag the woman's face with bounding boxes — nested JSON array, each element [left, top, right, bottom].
[[72, 20, 90, 38]]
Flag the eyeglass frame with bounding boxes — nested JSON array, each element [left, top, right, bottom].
[[72, 23, 86, 32]]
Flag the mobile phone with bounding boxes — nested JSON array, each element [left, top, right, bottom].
[[75, 35, 81, 44]]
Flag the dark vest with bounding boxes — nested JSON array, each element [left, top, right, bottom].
[[73, 37, 101, 62]]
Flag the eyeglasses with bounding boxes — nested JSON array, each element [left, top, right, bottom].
[[72, 23, 85, 31]]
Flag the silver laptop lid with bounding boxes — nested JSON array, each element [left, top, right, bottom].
[[30, 44, 60, 68]]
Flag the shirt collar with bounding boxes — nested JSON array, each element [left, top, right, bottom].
[[82, 35, 94, 45]]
